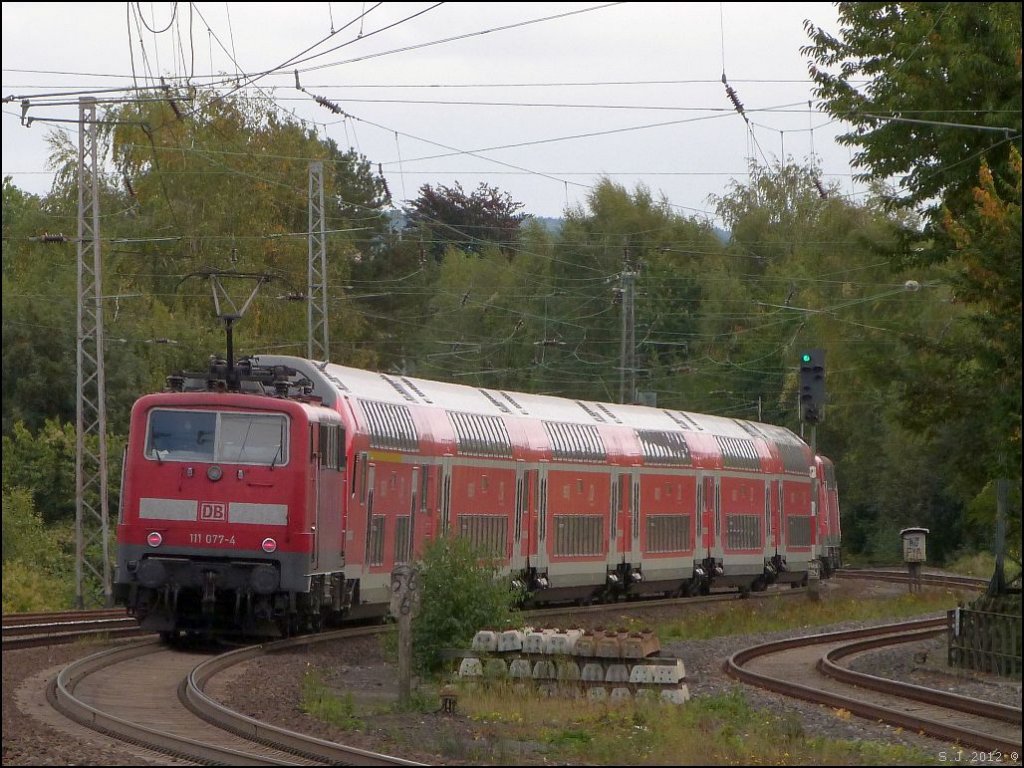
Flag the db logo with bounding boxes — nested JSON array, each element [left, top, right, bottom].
[[199, 502, 227, 522]]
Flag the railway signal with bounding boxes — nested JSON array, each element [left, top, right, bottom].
[[799, 349, 826, 422]]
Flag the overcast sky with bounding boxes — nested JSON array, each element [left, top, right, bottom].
[[2, 2, 857, 224]]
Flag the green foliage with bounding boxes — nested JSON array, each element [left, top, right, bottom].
[[803, 2, 1022, 231], [1, 560, 74, 613], [1, 488, 75, 611], [658, 591, 962, 642], [411, 534, 522, 674], [2, 420, 76, 524]]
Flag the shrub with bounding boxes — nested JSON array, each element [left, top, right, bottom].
[[411, 534, 522, 674]]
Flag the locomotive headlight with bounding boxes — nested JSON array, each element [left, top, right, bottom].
[[261, 537, 278, 553], [147, 531, 163, 547], [206, 465, 223, 481]]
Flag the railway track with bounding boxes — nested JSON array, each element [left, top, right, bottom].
[[29, 584, 802, 765], [49, 630, 426, 766], [2, 581, 797, 653], [836, 568, 989, 591], [2, 609, 152, 650], [725, 617, 1022, 757], [13, 570, 1002, 764]]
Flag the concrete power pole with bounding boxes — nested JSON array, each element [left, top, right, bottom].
[[75, 96, 112, 608], [308, 160, 329, 361]]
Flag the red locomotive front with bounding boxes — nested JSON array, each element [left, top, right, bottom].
[[115, 386, 346, 638]]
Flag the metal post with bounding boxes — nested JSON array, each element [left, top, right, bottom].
[[75, 96, 112, 608], [618, 247, 636, 405], [308, 161, 329, 361]]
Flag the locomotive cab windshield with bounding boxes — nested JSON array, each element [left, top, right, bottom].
[[146, 408, 289, 466]]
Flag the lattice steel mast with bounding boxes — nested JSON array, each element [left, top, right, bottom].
[[75, 96, 112, 608], [308, 160, 329, 360]]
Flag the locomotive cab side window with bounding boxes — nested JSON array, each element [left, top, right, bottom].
[[146, 409, 288, 466]]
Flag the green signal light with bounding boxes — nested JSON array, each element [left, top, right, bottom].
[[801, 353, 812, 363]]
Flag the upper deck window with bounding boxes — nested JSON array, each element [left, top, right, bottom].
[[146, 409, 288, 466], [636, 429, 692, 466], [449, 411, 513, 458], [543, 421, 606, 462]]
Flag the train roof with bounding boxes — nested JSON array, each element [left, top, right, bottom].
[[253, 355, 812, 461]]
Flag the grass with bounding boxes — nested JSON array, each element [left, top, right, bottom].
[[944, 550, 1022, 582], [300, 668, 364, 730], [657, 589, 965, 642], [456, 684, 938, 765]]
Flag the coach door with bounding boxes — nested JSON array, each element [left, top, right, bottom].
[[628, 469, 641, 565], [699, 473, 716, 557], [364, 463, 377, 568], [439, 457, 452, 534], [312, 452, 321, 572], [608, 469, 627, 568], [511, 462, 528, 573], [534, 464, 549, 573], [772, 479, 783, 553]]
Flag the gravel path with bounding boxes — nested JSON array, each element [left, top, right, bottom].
[[3, 578, 1020, 766]]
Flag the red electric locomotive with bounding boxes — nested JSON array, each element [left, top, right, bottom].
[[115, 355, 841, 637]]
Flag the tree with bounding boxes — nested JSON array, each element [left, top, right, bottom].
[[803, 2, 1022, 252], [901, 149, 1022, 494], [105, 88, 389, 368], [546, 178, 722, 405], [404, 182, 528, 261], [803, 4, 1022, 556]]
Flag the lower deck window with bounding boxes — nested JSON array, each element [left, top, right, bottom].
[[553, 515, 603, 557], [787, 516, 812, 547], [646, 514, 690, 553], [726, 514, 762, 550], [458, 515, 507, 558]]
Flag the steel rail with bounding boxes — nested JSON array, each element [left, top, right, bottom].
[[184, 626, 427, 766], [820, 630, 1022, 725], [725, 617, 1022, 756], [49, 640, 297, 765]]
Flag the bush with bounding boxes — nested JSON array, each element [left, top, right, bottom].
[[2, 559, 74, 612], [411, 535, 523, 674], [1, 487, 75, 610]]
